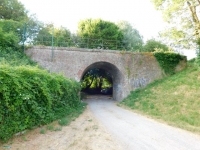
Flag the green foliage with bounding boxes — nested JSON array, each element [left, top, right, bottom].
[[153, 50, 185, 75], [0, 0, 28, 21], [0, 20, 24, 49], [58, 118, 69, 126], [0, 20, 23, 36], [196, 50, 200, 66], [34, 23, 53, 46], [143, 39, 169, 52], [40, 129, 46, 134], [46, 125, 54, 131], [54, 127, 62, 131], [22, 15, 43, 45], [54, 26, 72, 47], [151, 0, 200, 48], [0, 28, 19, 48], [0, 13, 84, 142], [0, 64, 82, 141], [0, 47, 86, 142], [117, 20, 144, 51], [0, 16, 43, 49], [121, 62, 200, 133], [159, 27, 191, 49], [0, 47, 37, 66], [77, 18, 123, 50], [34, 23, 72, 47]]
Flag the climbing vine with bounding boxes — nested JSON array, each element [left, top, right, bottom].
[[153, 51, 185, 75], [0, 65, 83, 142]]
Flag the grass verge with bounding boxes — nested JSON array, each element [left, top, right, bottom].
[[120, 61, 200, 134]]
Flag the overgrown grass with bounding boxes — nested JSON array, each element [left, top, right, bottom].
[[120, 61, 200, 134], [58, 107, 85, 126], [0, 47, 37, 66]]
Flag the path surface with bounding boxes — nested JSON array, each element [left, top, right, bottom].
[[1, 105, 122, 150], [2, 95, 200, 150], [86, 95, 200, 150]]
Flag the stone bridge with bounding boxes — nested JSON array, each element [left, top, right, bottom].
[[26, 46, 186, 101]]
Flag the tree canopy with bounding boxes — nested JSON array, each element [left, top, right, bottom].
[[151, 0, 200, 48], [117, 20, 143, 51], [34, 23, 72, 47], [0, 0, 28, 21], [0, 0, 43, 49], [77, 18, 123, 49], [0, 20, 21, 48], [143, 39, 169, 52]]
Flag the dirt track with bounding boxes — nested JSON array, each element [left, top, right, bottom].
[[1, 101, 122, 150], [1, 95, 200, 150]]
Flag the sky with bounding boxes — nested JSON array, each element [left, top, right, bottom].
[[18, 0, 167, 41]]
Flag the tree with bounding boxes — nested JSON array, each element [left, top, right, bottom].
[[77, 19, 123, 50], [117, 21, 143, 51], [34, 23, 72, 46], [0, 27, 19, 48], [54, 26, 72, 47], [0, 0, 43, 48], [0, 20, 23, 49], [22, 15, 43, 43], [151, 0, 200, 48], [0, 0, 28, 21], [143, 39, 169, 52], [34, 23, 53, 46]]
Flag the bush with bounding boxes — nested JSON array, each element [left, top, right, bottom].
[[0, 20, 23, 49], [0, 65, 81, 141], [143, 39, 169, 52], [0, 46, 37, 66], [153, 50, 185, 75], [0, 28, 19, 48]]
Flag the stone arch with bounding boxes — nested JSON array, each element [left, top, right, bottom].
[[80, 61, 124, 101]]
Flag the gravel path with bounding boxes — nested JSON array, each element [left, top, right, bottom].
[[86, 95, 200, 150]]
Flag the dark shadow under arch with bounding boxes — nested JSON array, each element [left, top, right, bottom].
[[81, 61, 123, 100]]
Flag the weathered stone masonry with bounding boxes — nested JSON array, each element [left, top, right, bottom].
[[26, 46, 186, 101]]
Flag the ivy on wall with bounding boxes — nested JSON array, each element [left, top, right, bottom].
[[153, 51, 185, 75]]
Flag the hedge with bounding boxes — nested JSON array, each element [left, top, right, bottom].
[[0, 65, 81, 141], [153, 51, 185, 75]]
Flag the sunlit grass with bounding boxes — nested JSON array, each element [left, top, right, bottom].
[[120, 62, 200, 134]]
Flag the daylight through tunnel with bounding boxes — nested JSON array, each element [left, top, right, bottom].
[[80, 61, 123, 100]]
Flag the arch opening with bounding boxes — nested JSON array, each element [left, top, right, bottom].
[[80, 61, 123, 100], [81, 68, 113, 95]]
